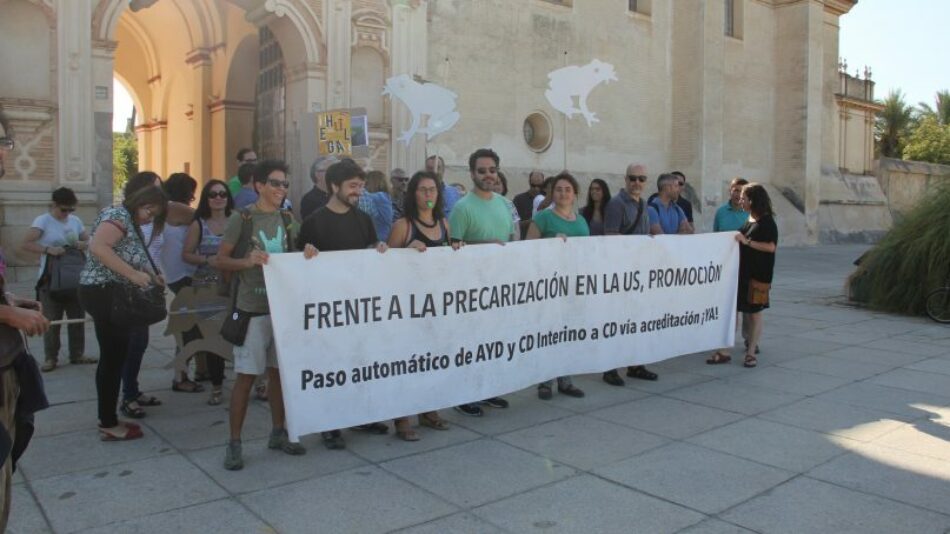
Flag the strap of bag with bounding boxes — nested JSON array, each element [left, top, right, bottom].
[[621, 198, 645, 236], [125, 209, 161, 277]]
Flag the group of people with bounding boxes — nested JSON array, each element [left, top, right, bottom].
[[8, 142, 778, 475]]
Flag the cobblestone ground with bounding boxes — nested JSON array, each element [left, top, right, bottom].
[[7, 244, 950, 533]]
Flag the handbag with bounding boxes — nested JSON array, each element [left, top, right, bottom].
[[109, 215, 167, 327], [748, 278, 771, 306], [48, 247, 85, 301]]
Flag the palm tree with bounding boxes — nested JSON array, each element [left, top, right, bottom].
[[875, 90, 913, 158], [918, 90, 950, 126]]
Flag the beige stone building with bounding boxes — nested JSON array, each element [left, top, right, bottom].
[[0, 0, 886, 281]]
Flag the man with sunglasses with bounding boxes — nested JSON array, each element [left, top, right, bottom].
[[447, 148, 515, 416], [514, 170, 545, 237], [602, 163, 660, 385], [21, 187, 94, 372], [389, 168, 409, 220], [216, 160, 306, 470], [648, 173, 693, 236]]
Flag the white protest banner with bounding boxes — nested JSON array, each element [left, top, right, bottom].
[[264, 233, 739, 440]]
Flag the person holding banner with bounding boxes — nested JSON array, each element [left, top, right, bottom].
[[215, 160, 308, 470], [296, 158, 391, 449], [447, 148, 515, 417], [526, 172, 588, 400], [602, 163, 659, 385], [387, 170, 453, 438], [581, 178, 611, 236], [708, 183, 777, 368]]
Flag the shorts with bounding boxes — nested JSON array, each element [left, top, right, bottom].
[[232, 315, 279, 375]]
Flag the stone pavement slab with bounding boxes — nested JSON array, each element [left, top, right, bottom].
[[473, 474, 705, 533], [720, 477, 950, 534], [593, 442, 793, 514], [239, 466, 457, 533], [8, 244, 950, 533]]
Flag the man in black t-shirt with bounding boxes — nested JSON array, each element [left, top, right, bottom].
[[296, 158, 388, 449]]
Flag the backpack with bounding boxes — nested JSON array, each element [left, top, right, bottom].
[[47, 247, 85, 301]]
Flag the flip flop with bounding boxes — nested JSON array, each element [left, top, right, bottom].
[[706, 352, 732, 365]]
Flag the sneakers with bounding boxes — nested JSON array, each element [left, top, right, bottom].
[[557, 384, 585, 398], [454, 403, 484, 417], [626, 366, 658, 381], [602, 370, 625, 386], [224, 439, 244, 471], [322, 430, 346, 450], [538, 385, 553, 400], [352, 422, 389, 434], [268, 429, 306, 455], [480, 397, 509, 409]]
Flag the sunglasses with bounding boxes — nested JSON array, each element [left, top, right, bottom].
[[476, 167, 498, 175], [58, 206, 76, 213], [267, 178, 291, 189], [207, 191, 228, 199], [626, 175, 647, 183], [0, 138, 13, 150]]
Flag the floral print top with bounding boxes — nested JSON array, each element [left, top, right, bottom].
[[79, 206, 152, 286]]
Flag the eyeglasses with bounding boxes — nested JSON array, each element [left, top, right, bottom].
[[476, 167, 498, 175], [207, 191, 228, 199], [267, 178, 290, 189], [0, 138, 13, 150], [392, 176, 409, 183], [626, 175, 647, 183]]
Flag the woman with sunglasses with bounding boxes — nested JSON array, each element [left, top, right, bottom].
[[182, 180, 234, 405], [21, 187, 95, 372]]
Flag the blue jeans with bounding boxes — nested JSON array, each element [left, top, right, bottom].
[[121, 326, 149, 402]]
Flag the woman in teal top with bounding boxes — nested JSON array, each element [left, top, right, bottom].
[[526, 172, 588, 400]]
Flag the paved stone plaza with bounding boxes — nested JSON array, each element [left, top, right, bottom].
[[7, 244, 950, 533]]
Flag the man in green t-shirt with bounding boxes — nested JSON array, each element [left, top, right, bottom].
[[216, 159, 312, 471], [227, 148, 258, 196], [447, 148, 516, 417]]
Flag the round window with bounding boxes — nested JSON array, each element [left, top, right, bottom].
[[523, 112, 553, 152]]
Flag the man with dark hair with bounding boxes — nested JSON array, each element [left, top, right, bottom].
[[227, 147, 258, 196], [296, 158, 389, 449], [0, 109, 49, 530], [299, 156, 339, 221], [447, 148, 515, 416], [649, 170, 694, 225], [648, 174, 692, 236], [232, 163, 259, 209], [714, 177, 750, 232], [389, 168, 409, 220], [602, 163, 659, 385], [21, 187, 93, 372], [514, 170, 544, 237], [215, 158, 306, 470], [426, 155, 461, 217]]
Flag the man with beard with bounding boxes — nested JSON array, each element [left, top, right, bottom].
[[601, 163, 660, 385], [296, 158, 389, 449], [446, 148, 515, 416]]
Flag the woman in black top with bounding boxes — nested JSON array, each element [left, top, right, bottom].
[[708, 183, 777, 368], [387, 171, 451, 439], [581, 179, 611, 236]]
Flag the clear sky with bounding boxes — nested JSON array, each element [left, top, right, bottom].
[[839, 0, 950, 108], [112, 1, 949, 131]]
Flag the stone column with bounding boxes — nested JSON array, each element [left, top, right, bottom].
[[187, 48, 213, 184], [326, 0, 352, 110], [698, 0, 725, 231], [57, 0, 96, 197], [801, 1, 825, 243], [388, 0, 428, 171]]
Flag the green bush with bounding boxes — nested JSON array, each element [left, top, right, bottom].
[[849, 182, 950, 315]]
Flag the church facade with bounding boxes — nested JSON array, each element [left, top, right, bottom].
[[0, 0, 887, 281]]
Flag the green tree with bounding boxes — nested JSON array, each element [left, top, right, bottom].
[[917, 89, 950, 126], [903, 116, 950, 165], [112, 132, 138, 198], [875, 90, 914, 158]]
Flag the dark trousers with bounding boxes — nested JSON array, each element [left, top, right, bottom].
[[37, 286, 85, 362], [121, 326, 149, 402], [79, 285, 129, 428]]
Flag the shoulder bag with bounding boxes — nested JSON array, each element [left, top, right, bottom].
[[109, 214, 168, 327]]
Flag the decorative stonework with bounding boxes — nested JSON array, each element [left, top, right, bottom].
[[0, 100, 56, 182]]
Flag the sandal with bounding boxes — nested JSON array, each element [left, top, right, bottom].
[[135, 394, 162, 406], [98, 423, 144, 441], [207, 387, 223, 406], [743, 355, 758, 368], [417, 412, 449, 431], [172, 379, 205, 393], [394, 418, 420, 442], [120, 399, 146, 419], [626, 366, 658, 381], [706, 352, 732, 365]]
